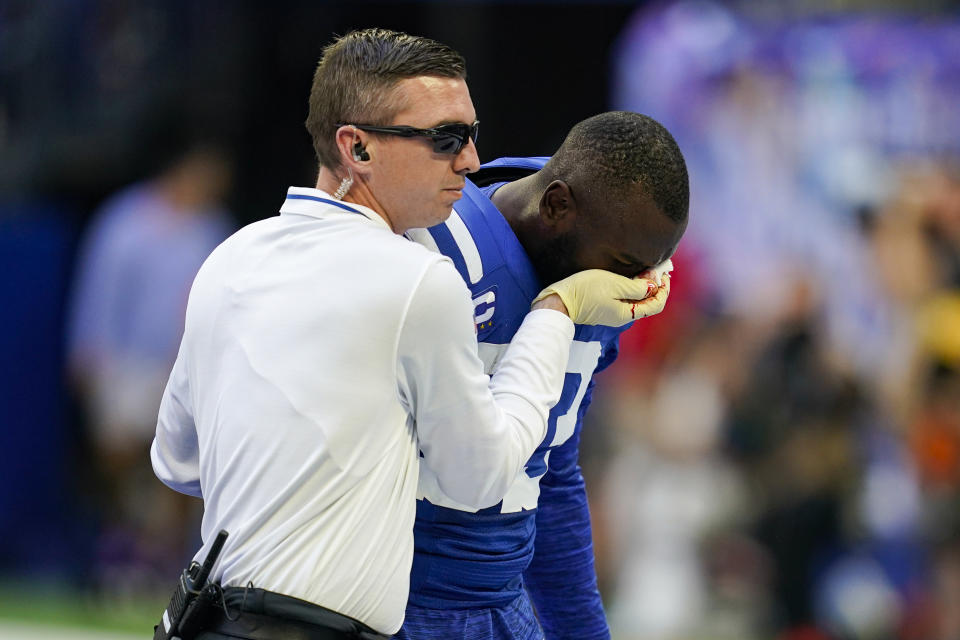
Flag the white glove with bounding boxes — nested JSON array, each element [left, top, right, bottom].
[[646, 258, 674, 286], [533, 269, 671, 327]]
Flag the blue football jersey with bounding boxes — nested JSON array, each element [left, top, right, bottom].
[[405, 157, 629, 609]]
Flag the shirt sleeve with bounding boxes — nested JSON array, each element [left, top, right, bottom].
[[151, 341, 202, 497], [397, 258, 574, 510], [524, 381, 611, 640]]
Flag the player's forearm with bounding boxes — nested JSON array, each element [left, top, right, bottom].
[[526, 481, 610, 640], [526, 436, 610, 639]]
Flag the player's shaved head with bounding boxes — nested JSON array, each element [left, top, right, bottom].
[[543, 111, 689, 225], [498, 111, 688, 286], [306, 28, 467, 172]]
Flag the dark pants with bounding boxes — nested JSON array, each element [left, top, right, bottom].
[[196, 586, 388, 640]]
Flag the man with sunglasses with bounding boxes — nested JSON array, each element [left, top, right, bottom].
[[341, 121, 480, 156], [150, 29, 666, 640], [398, 111, 689, 640]]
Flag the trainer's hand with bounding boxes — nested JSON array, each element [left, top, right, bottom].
[[533, 270, 670, 326]]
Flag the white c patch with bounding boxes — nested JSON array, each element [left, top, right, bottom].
[[472, 290, 496, 325]]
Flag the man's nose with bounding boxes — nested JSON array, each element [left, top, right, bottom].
[[454, 137, 481, 174]]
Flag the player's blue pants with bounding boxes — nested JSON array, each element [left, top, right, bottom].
[[393, 593, 544, 640]]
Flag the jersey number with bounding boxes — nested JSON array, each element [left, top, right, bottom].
[[499, 340, 602, 513]]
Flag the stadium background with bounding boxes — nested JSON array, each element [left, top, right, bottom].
[[2, 1, 960, 638]]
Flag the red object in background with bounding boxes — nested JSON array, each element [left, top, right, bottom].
[[910, 413, 960, 488], [616, 243, 710, 368], [897, 585, 938, 640], [777, 625, 833, 640]]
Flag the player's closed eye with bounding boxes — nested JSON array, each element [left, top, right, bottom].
[[612, 257, 647, 276]]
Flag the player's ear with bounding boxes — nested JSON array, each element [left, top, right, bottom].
[[540, 180, 577, 230]]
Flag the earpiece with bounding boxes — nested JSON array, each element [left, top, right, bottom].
[[352, 141, 370, 162]]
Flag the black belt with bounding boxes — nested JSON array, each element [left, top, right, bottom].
[[205, 587, 388, 640]]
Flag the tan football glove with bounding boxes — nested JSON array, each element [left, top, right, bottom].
[[533, 269, 671, 327]]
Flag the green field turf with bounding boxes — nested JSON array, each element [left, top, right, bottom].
[[0, 583, 162, 635]]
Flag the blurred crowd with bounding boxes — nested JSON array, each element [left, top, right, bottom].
[[65, 135, 234, 596], [581, 3, 960, 639], [2, 2, 960, 639]]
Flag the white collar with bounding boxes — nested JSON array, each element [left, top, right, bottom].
[[280, 186, 392, 231]]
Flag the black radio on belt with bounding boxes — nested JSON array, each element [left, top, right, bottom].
[[154, 529, 229, 640]]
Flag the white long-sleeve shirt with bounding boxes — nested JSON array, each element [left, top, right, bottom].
[[150, 187, 573, 634]]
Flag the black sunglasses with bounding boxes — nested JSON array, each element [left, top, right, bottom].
[[337, 121, 479, 155]]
